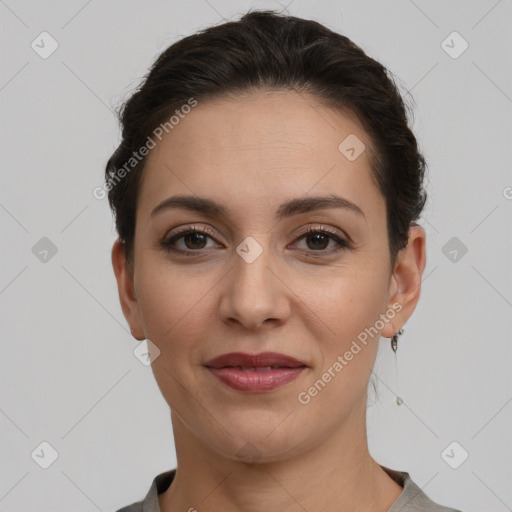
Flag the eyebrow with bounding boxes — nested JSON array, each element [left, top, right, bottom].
[[150, 194, 366, 222]]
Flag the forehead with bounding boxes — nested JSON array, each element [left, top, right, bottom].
[[137, 90, 384, 225]]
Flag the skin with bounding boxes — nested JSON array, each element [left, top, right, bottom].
[[112, 89, 426, 511]]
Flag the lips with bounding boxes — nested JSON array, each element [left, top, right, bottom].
[[204, 352, 308, 392], [204, 351, 307, 369]]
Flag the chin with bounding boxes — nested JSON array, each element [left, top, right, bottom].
[[199, 414, 312, 464]]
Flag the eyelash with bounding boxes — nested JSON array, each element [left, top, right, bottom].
[[159, 225, 351, 257]]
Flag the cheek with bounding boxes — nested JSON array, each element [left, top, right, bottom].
[[297, 266, 388, 401], [304, 266, 389, 344], [135, 267, 212, 409], [294, 276, 386, 414], [134, 260, 216, 359]]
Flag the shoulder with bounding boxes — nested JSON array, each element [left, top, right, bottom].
[[383, 466, 463, 512], [113, 469, 176, 512]]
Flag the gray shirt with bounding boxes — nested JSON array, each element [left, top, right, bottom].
[[115, 466, 462, 512]]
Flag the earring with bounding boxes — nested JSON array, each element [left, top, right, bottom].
[[390, 328, 403, 352], [391, 328, 404, 406]]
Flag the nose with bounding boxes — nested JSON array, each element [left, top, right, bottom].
[[218, 241, 291, 331]]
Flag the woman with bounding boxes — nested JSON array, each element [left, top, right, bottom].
[[107, 10, 462, 512]]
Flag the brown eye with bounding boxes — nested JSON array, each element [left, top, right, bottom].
[[160, 227, 219, 254], [160, 226, 351, 257], [305, 232, 330, 250], [293, 228, 350, 254], [181, 232, 209, 250]]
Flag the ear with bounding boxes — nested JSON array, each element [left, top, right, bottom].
[[381, 225, 427, 339], [111, 239, 145, 340]]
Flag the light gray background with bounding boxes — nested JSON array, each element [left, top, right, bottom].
[[1, 0, 511, 511]]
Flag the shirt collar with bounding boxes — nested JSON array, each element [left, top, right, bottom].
[[141, 465, 420, 512]]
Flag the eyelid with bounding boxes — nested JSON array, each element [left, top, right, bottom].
[[168, 224, 217, 238], [165, 223, 347, 240], [295, 224, 347, 240]]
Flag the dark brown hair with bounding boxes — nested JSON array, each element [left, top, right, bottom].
[[104, 9, 427, 270]]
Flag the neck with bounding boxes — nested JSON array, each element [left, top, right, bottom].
[[159, 401, 403, 512]]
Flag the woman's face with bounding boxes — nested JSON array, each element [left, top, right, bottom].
[[113, 90, 425, 462]]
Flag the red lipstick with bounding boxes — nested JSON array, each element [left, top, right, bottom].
[[204, 352, 307, 392]]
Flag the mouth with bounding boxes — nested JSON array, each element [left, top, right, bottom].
[[204, 352, 308, 392]]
